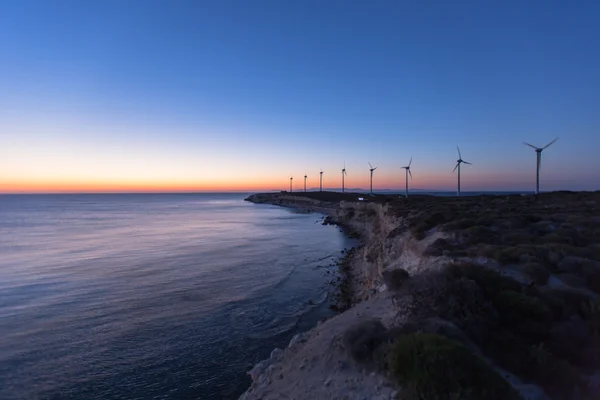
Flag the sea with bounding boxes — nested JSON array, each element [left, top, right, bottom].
[[0, 193, 352, 400]]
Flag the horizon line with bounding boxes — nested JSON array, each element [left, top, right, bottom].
[[3, 189, 595, 196]]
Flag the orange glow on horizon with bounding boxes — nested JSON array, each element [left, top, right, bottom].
[[0, 172, 529, 194]]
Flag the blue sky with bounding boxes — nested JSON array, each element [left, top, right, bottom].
[[1, 0, 599, 192]]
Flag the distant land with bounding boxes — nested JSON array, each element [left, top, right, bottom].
[[267, 188, 536, 196]]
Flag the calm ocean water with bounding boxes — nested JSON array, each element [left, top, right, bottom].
[[0, 193, 350, 399]]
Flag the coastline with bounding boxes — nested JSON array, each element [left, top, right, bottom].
[[240, 191, 600, 400]]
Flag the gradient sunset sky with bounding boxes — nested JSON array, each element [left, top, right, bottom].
[[1, 0, 599, 193]]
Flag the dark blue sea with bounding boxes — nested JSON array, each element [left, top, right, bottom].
[[0, 193, 351, 399]]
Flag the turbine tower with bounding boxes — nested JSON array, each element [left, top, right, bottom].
[[368, 162, 378, 195], [304, 173, 307, 192], [289, 176, 293, 192], [402, 157, 413, 198], [319, 170, 323, 192], [523, 138, 558, 195], [341, 163, 347, 193], [452, 147, 472, 196]]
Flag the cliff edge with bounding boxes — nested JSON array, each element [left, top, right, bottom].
[[242, 191, 600, 400]]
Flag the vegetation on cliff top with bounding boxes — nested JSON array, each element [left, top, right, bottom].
[[388, 333, 521, 400]]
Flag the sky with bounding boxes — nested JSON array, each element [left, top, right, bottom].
[[1, 0, 599, 193]]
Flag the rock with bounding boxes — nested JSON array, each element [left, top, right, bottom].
[[288, 333, 306, 348], [270, 348, 283, 360], [248, 360, 269, 381], [324, 378, 332, 386]]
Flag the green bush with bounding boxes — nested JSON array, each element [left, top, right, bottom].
[[383, 268, 410, 291], [342, 319, 387, 362], [388, 333, 521, 400], [442, 217, 478, 232], [527, 343, 586, 398], [494, 290, 552, 324], [521, 263, 550, 285], [445, 263, 521, 296], [401, 271, 495, 335], [491, 290, 552, 342], [500, 230, 535, 246], [536, 288, 594, 320], [423, 238, 453, 256], [410, 223, 427, 240], [461, 225, 498, 245]]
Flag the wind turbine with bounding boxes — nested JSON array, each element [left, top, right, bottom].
[[304, 173, 307, 192], [402, 157, 413, 198], [523, 138, 558, 195], [453, 147, 472, 196], [289, 176, 293, 192], [368, 162, 378, 195], [319, 170, 323, 192], [341, 162, 347, 193]]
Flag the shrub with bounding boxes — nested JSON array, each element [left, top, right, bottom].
[[548, 317, 596, 367], [442, 217, 478, 232], [390, 317, 481, 356], [410, 223, 427, 240], [342, 319, 387, 363], [494, 290, 552, 323], [423, 212, 447, 228], [500, 231, 534, 246], [527, 343, 586, 398], [556, 273, 588, 288], [475, 213, 497, 227], [521, 263, 550, 285], [423, 238, 453, 256], [445, 263, 521, 296], [492, 290, 552, 342], [388, 333, 521, 400], [401, 271, 494, 327], [382, 268, 410, 291], [461, 225, 498, 245], [536, 288, 594, 319]]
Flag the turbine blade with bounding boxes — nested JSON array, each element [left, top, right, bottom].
[[457, 146, 462, 159], [368, 162, 373, 169], [452, 163, 459, 172], [408, 156, 412, 167], [373, 166, 378, 170], [463, 161, 472, 165], [523, 142, 540, 150], [409, 169, 413, 179], [542, 137, 558, 150]]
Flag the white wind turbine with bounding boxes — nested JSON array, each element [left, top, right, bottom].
[[368, 162, 378, 195], [523, 138, 558, 195], [453, 147, 472, 196], [319, 169, 323, 192], [402, 157, 413, 198], [341, 162, 347, 193], [304, 173, 307, 192]]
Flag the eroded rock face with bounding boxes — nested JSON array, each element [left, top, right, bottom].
[[334, 201, 452, 302], [240, 191, 600, 400]]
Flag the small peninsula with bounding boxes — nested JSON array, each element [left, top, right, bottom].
[[241, 191, 600, 400]]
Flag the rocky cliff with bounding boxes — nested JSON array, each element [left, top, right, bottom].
[[241, 191, 600, 400]]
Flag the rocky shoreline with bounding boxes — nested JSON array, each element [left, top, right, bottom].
[[241, 191, 600, 400]]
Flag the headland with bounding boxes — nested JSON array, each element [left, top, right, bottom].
[[241, 191, 600, 400]]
